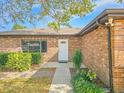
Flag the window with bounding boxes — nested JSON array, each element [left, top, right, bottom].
[[21, 40, 47, 53], [61, 41, 66, 44], [41, 41, 47, 52], [29, 41, 40, 52]]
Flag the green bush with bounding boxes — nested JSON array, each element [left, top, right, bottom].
[[31, 53, 42, 64], [72, 76, 105, 93], [6, 53, 32, 71], [71, 70, 105, 93], [79, 70, 96, 82], [72, 49, 83, 73], [0, 52, 9, 66]]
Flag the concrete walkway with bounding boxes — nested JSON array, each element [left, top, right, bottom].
[[41, 62, 86, 93], [49, 65, 73, 93], [41, 62, 73, 93], [41, 62, 85, 68]]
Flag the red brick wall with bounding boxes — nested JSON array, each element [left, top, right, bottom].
[[81, 26, 110, 86], [112, 19, 124, 93], [1, 20, 124, 93], [0, 35, 81, 62]]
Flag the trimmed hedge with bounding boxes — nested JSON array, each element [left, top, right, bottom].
[[31, 53, 42, 64], [0, 52, 42, 71], [6, 53, 32, 71], [0, 52, 9, 66]]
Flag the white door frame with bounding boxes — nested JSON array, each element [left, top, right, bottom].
[[58, 39, 68, 62]]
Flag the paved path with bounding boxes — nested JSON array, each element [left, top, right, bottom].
[[41, 62, 86, 93], [41, 63, 73, 93], [49, 65, 73, 93], [41, 62, 85, 68]]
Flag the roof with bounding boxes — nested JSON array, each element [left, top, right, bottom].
[[78, 8, 124, 35], [0, 28, 81, 36], [0, 9, 124, 36]]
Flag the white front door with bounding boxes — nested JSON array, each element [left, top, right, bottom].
[[58, 39, 68, 62]]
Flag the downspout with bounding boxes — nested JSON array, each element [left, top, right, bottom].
[[105, 17, 114, 93]]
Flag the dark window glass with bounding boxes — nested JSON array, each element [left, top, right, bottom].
[[21, 41, 29, 52], [41, 41, 47, 52], [29, 41, 40, 46], [22, 41, 29, 46], [61, 41, 66, 44], [29, 46, 40, 52], [21, 40, 47, 53], [29, 41, 40, 52]]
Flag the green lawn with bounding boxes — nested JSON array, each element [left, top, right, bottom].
[[0, 77, 52, 93]]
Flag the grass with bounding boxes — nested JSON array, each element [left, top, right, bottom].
[[0, 65, 56, 93], [0, 77, 52, 93]]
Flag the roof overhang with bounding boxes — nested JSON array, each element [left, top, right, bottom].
[[0, 32, 79, 36], [78, 9, 124, 35], [0, 28, 81, 36], [0, 9, 124, 36]]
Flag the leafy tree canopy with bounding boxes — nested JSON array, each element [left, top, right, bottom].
[[117, 0, 123, 3], [0, 0, 123, 30], [12, 24, 27, 30]]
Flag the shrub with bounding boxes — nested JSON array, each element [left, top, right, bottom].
[[72, 76, 105, 93], [79, 70, 96, 82], [31, 53, 42, 64], [0, 52, 9, 66], [71, 70, 105, 93], [6, 53, 32, 71], [72, 49, 83, 73]]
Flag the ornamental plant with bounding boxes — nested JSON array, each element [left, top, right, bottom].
[[0, 52, 9, 66], [72, 49, 83, 73], [71, 70, 105, 93], [31, 53, 42, 64]]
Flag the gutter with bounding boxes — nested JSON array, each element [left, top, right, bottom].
[[105, 18, 114, 93], [78, 9, 124, 35], [81, 16, 114, 92], [80, 15, 114, 92], [78, 21, 99, 35]]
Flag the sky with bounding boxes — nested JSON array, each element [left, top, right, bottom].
[[0, 0, 124, 31], [69, 0, 124, 28]]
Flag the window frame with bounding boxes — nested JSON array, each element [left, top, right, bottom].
[[21, 40, 47, 53]]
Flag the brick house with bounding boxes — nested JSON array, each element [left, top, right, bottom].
[[0, 9, 124, 93]]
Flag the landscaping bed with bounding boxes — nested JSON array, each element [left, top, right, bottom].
[[70, 68, 107, 93], [70, 68, 107, 88], [70, 49, 110, 93]]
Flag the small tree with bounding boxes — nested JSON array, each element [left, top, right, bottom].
[[0, 0, 122, 30], [72, 49, 83, 73]]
